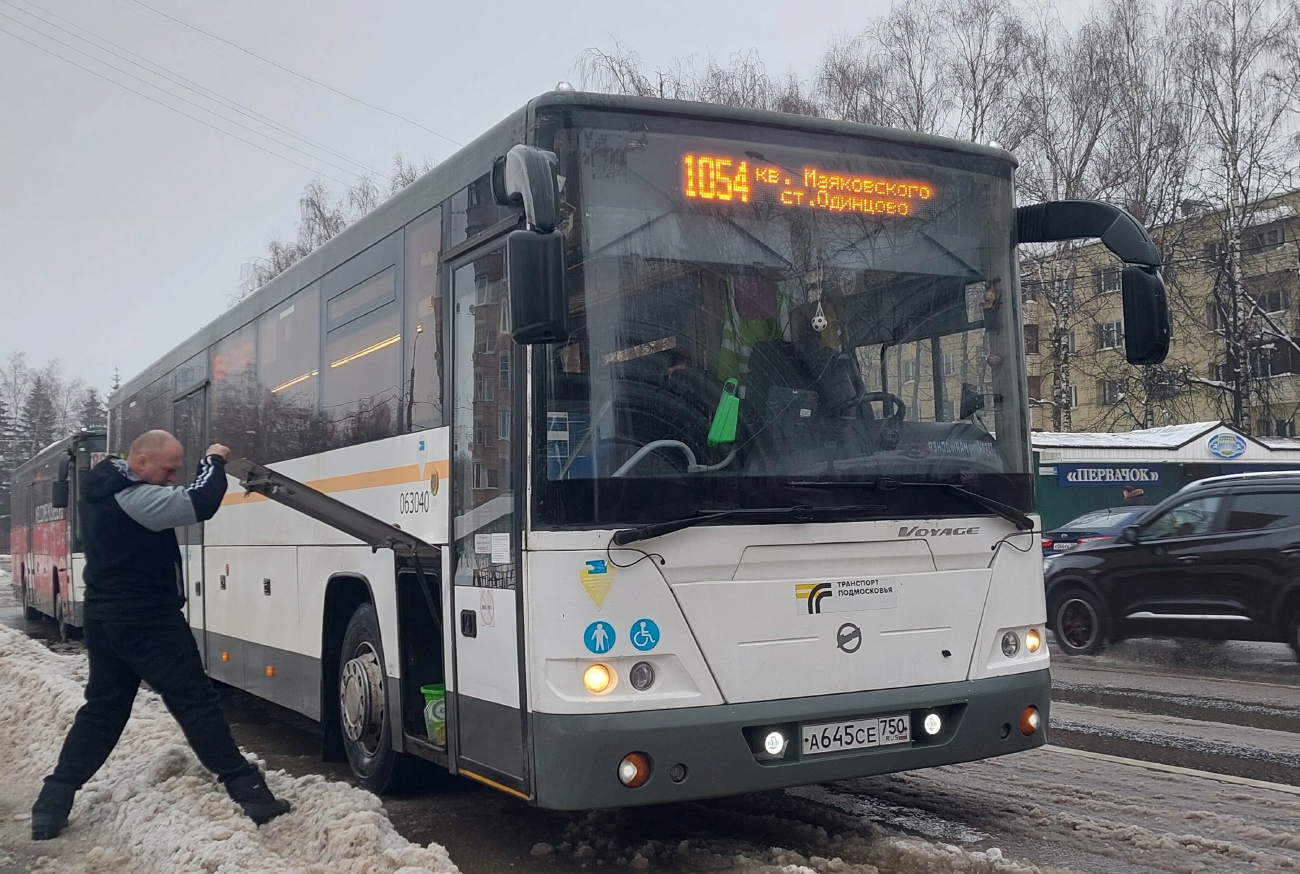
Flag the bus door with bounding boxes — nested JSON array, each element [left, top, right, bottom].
[[448, 243, 530, 797], [174, 388, 209, 667], [23, 481, 36, 606]]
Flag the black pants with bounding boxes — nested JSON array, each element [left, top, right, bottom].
[[48, 610, 249, 790]]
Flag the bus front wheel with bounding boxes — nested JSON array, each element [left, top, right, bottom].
[[338, 603, 405, 793]]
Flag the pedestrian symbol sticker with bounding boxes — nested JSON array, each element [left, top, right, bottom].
[[630, 619, 660, 652], [585, 621, 615, 654]]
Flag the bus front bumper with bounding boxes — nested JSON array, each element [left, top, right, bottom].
[[530, 668, 1049, 810]]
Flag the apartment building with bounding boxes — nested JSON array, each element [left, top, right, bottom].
[[1021, 190, 1300, 437]]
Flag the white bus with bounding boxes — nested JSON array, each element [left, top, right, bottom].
[[107, 91, 1170, 809]]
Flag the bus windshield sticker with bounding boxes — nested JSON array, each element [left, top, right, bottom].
[[795, 579, 899, 615], [580, 560, 613, 607]]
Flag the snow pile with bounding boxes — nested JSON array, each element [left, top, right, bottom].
[[0, 620, 459, 874]]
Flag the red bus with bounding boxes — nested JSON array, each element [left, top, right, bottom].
[[8, 430, 106, 639]]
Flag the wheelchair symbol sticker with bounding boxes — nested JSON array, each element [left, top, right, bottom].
[[585, 621, 614, 654], [630, 619, 660, 652]]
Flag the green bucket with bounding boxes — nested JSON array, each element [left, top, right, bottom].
[[420, 684, 446, 746]]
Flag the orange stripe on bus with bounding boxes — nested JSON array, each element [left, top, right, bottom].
[[221, 459, 451, 506]]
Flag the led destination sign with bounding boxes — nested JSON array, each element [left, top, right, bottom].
[[683, 152, 935, 217]]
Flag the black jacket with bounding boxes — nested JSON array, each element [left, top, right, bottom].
[[81, 456, 227, 619]]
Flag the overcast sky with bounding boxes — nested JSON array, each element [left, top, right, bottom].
[[1, 0, 896, 394]]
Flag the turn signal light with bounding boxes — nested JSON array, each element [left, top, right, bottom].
[[221, 651, 230, 662], [583, 664, 613, 694], [618, 752, 652, 788], [1026, 628, 1042, 653], [1020, 706, 1041, 736], [265, 666, 275, 677]]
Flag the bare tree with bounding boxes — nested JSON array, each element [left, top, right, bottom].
[[939, 0, 1028, 145], [1013, 5, 1118, 204], [390, 154, 436, 193], [575, 40, 659, 97], [1181, 0, 1300, 433], [816, 35, 890, 124], [870, 0, 952, 133]]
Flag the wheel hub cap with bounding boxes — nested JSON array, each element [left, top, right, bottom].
[[340, 647, 385, 746]]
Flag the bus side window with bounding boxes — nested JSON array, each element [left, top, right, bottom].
[[323, 267, 402, 449], [258, 284, 323, 462], [210, 322, 259, 462], [405, 208, 443, 432], [117, 391, 147, 455]]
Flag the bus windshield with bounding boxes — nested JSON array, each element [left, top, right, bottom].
[[535, 116, 1032, 529]]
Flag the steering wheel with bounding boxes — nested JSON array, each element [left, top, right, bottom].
[[839, 389, 907, 422]]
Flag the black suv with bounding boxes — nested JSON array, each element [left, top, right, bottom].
[[1045, 471, 1300, 661]]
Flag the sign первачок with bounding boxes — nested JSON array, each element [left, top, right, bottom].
[[1056, 464, 1162, 488]]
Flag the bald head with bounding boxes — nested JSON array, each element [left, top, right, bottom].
[[128, 430, 185, 486]]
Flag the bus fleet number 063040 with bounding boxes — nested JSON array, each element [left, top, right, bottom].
[[802, 714, 911, 755], [398, 490, 431, 514]]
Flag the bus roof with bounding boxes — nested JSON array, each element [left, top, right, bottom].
[[113, 90, 1016, 406], [12, 430, 106, 480]]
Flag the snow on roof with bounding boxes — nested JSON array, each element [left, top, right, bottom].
[[1245, 204, 1298, 227], [1259, 436, 1300, 450], [1032, 422, 1221, 450]]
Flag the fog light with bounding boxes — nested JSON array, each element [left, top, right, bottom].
[[618, 752, 652, 787], [923, 712, 942, 736], [1020, 706, 1041, 735], [1026, 628, 1042, 653], [584, 664, 613, 694], [763, 730, 787, 756], [1001, 631, 1021, 658], [629, 661, 655, 691]]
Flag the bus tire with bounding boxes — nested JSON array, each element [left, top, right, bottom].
[[22, 585, 41, 621], [56, 601, 69, 642], [337, 603, 406, 793]]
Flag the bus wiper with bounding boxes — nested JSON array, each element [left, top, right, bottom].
[[612, 507, 813, 546], [790, 477, 1034, 531], [612, 504, 887, 546]]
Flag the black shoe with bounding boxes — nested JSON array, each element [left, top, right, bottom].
[[31, 780, 77, 840], [224, 768, 291, 825]]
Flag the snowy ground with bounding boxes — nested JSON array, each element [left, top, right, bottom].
[[6, 553, 1300, 874], [0, 559, 459, 874]]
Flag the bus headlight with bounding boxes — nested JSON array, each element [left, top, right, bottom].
[[1026, 628, 1042, 653], [583, 664, 614, 694], [1001, 631, 1021, 658]]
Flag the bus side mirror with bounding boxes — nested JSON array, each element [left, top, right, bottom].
[[52, 449, 74, 509], [1121, 266, 1170, 365], [508, 230, 568, 345], [492, 145, 561, 232], [1017, 200, 1170, 366]]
